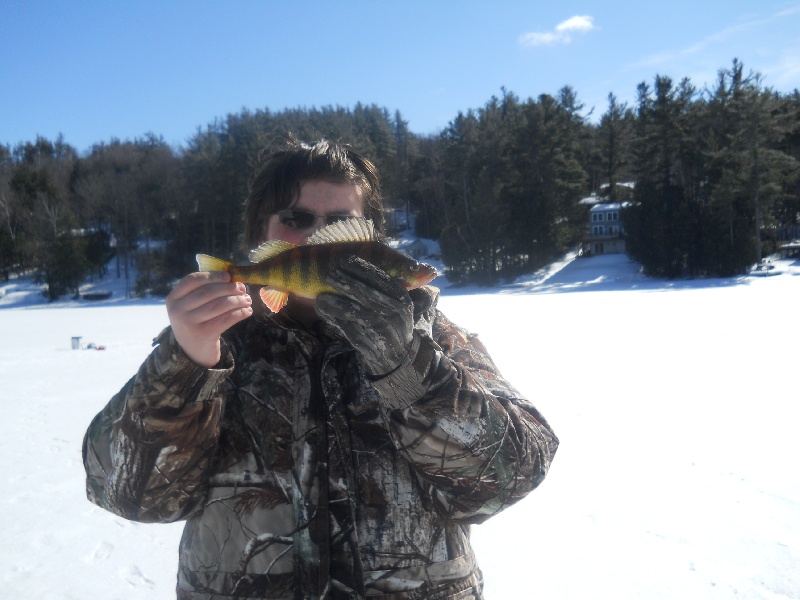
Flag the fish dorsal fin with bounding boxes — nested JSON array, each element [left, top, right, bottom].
[[249, 240, 295, 264], [308, 217, 376, 245], [260, 288, 289, 313]]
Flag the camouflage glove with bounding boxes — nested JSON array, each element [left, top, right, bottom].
[[316, 255, 414, 377], [317, 256, 455, 410]]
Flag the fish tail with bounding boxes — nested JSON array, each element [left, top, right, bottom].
[[196, 254, 232, 273]]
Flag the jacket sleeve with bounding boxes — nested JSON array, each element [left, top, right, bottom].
[[82, 327, 233, 523], [370, 287, 559, 525]]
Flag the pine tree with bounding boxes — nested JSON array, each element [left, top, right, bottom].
[[626, 76, 697, 277], [597, 93, 633, 201]]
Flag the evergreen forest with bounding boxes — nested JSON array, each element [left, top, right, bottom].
[[2, 60, 799, 299]]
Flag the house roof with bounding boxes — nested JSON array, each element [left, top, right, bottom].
[[589, 202, 628, 212], [580, 182, 636, 205]]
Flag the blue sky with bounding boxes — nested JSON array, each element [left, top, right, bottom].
[[3, 0, 799, 154]]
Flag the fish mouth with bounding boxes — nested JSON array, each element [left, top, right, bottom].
[[420, 275, 437, 287], [420, 265, 438, 286], [399, 269, 437, 290]]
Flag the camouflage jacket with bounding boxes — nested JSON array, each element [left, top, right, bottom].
[[83, 286, 558, 599]]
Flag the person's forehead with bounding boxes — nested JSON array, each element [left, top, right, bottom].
[[293, 181, 363, 210]]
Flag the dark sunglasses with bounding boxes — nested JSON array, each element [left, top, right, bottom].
[[277, 209, 353, 229]]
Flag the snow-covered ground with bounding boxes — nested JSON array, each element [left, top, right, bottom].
[[1, 251, 799, 599]]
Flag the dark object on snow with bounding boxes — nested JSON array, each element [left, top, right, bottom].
[[82, 291, 113, 300]]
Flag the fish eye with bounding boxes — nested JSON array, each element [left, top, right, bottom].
[[410, 263, 420, 272]]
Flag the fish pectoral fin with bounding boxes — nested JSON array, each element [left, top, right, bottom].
[[308, 217, 376, 245], [260, 288, 289, 313], [248, 240, 295, 264]]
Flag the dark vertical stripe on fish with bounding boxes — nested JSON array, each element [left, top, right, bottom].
[[331, 244, 345, 272], [321, 245, 336, 277], [279, 249, 294, 289], [300, 246, 314, 287], [364, 243, 379, 273]]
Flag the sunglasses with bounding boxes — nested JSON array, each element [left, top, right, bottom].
[[276, 209, 354, 229]]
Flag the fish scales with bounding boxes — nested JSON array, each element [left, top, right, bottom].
[[236, 242, 379, 293], [196, 217, 437, 314]]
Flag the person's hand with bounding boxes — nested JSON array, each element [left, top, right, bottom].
[[165, 271, 253, 368], [318, 256, 453, 409], [316, 256, 413, 377]]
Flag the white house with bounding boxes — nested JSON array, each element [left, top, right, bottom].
[[405, 238, 429, 259], [583, 202, 626, 255]]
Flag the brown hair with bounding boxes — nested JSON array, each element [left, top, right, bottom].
[[242, 137, 385, 250]]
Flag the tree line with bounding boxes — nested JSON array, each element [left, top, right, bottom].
[[1, 60, 798, 298]]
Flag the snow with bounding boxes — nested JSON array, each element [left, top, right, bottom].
[[2, 252, 799, 599]]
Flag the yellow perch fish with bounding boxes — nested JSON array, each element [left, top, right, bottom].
[[196, 217, 437, 313]]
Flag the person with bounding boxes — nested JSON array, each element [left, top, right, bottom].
[[83, 138, 559, 600]]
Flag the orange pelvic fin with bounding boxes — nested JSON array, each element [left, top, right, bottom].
[[260, 287, 289, 313]]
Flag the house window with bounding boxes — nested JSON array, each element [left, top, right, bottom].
[[609, 212, 618, 221], [593, 225, 604, 236]]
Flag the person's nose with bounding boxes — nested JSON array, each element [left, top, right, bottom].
[[312, 215, 330, 229], [300, 216, 329, 243]]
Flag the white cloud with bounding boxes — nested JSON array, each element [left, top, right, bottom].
[[519, 15, 596, 48], [556, 15, 595, 34], [518, 31, 561, 47]]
